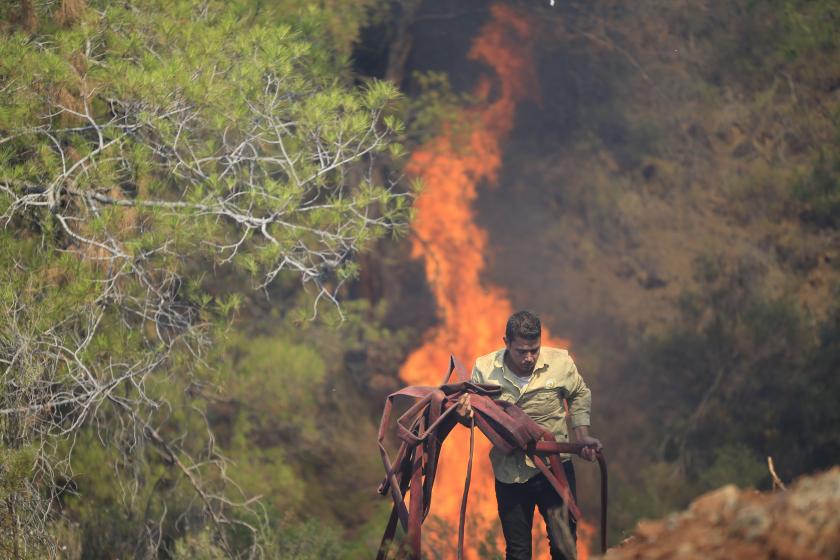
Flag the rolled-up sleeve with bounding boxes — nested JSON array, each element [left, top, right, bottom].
[[566, 362, 591, 428]]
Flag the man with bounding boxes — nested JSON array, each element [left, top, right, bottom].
[[458, 310, 602, 560]]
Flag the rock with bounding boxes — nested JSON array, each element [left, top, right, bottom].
[[615, 257, 637, 279], [602, 468, 840, 560], [732, 504, 771, 540], [634, 519, 665, 541], [731, 139, 756, 159], [638, 270, 667, 289], [689, 484, 739, 523]]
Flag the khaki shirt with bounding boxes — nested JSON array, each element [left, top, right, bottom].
[[471, 346, 591, 484]]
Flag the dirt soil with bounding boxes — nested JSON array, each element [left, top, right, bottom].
[[600, 467, 840, 560]]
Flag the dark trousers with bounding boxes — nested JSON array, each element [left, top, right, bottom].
[[495, 461, 578, 560]]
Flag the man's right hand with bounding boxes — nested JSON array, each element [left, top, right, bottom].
[[455, 394, 473, 419]]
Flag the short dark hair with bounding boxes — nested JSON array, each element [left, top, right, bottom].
[[505, 310, 541, 341]]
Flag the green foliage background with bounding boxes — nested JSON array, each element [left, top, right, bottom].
[[3, 0, 840, 558]]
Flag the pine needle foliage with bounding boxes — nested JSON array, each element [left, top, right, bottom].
[[0, 1, 409, 557]]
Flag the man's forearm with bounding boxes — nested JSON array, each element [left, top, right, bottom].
[[573, 425, 591, 440]]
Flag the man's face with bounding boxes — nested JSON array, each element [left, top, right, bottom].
[[504, 335, 541, 376]]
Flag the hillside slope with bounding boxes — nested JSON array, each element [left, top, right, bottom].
[[395, 0, 840, 539]]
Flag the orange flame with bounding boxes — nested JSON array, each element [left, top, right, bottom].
[[399, 4, 592, 558], [576, 519, 596, 560]]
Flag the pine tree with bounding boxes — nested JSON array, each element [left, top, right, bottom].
[[0, 1, 407, 556]]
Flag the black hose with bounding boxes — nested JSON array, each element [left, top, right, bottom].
[[597, 451, 608, 554]]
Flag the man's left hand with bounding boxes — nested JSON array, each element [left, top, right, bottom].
[[578, 435, 602, 461], [572, 426, 603, 462]]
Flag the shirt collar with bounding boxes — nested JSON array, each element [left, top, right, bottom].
[[493, 349, 505, 369], [494, 349, 550, 374]]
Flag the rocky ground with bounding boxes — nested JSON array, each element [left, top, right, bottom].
[[601, 467, 840, 560]]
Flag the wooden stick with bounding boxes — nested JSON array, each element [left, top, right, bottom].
[[767, 456, 787, 491]]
